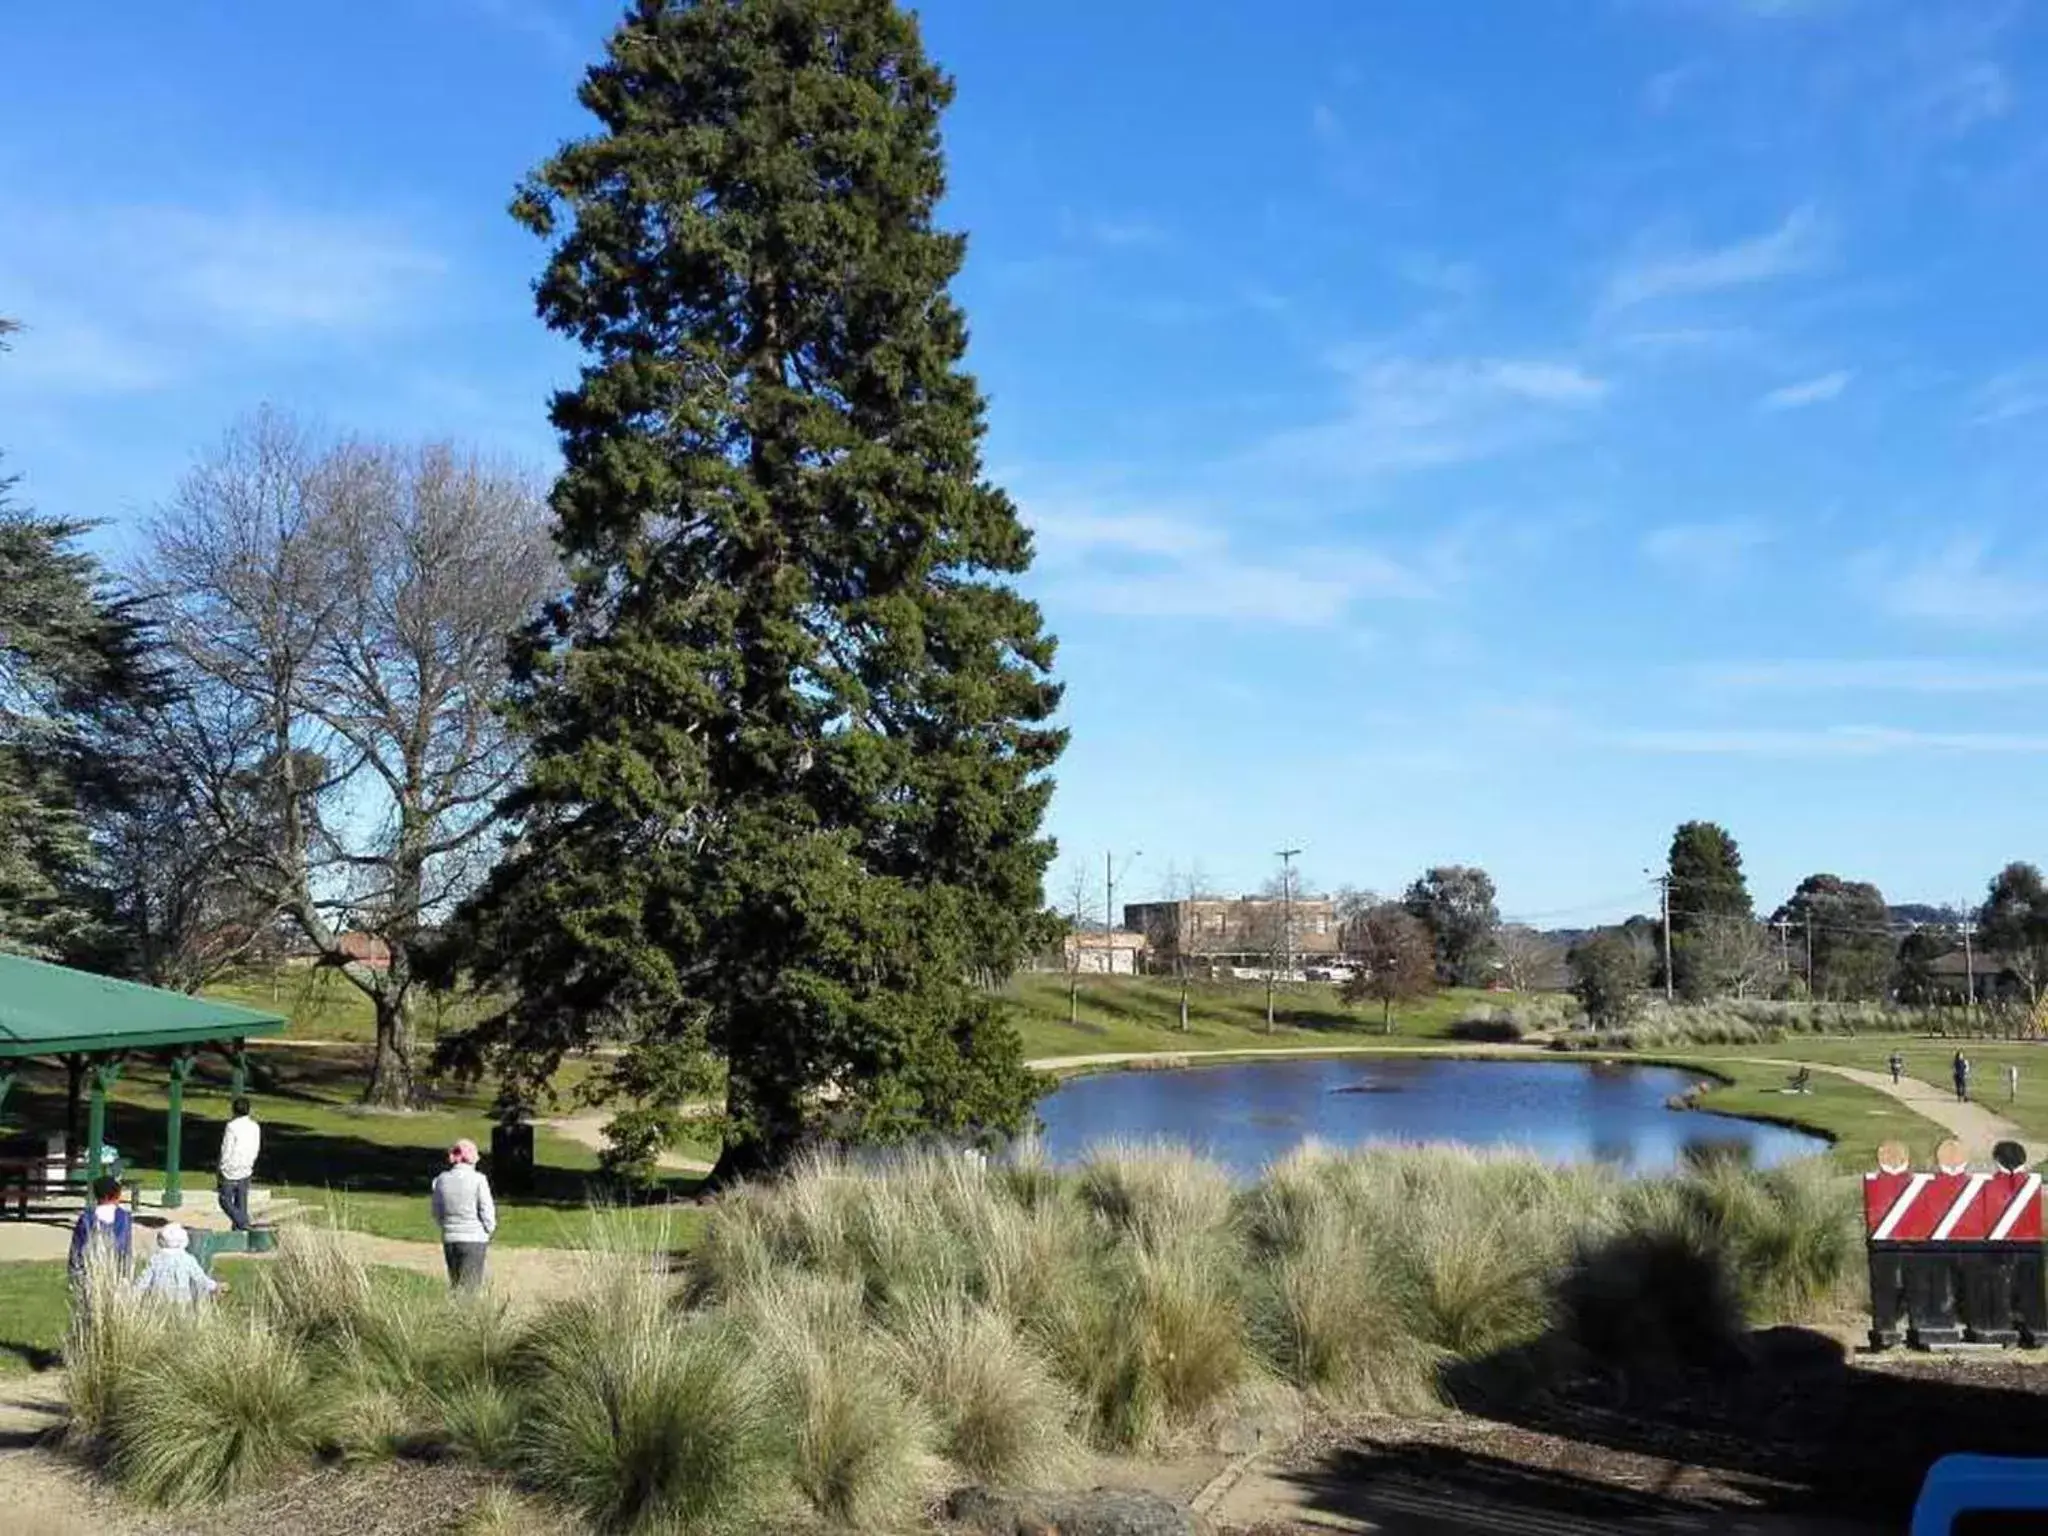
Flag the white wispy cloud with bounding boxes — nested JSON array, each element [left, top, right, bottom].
[[1061, 211, 1168, 249], [1257, 353, 1609, 480], [1699, 659, 2048, 693], [1642, 519, 1775, 580], [0, 311, 166, 395], [1760, 370, 1851, 410], [1602, 207, 1830, 311], [1391, 252, 1482, 301], [1856, 539, 2048, 628], [1618, 725, 2048, 756], [1915, 60, 2014, 136], [1025, 502, 1434, 627], [1973, 365, 2048, 425], [4, 202, 444, 352]]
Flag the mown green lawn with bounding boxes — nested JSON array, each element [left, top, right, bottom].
[[1002, 973, 1510, 1059], [1685, 1035, 2048, 1154], [0, 1256, 460, 1376], [0, 1045, 710, 1248], [1659, 1055, 1931, 1171]]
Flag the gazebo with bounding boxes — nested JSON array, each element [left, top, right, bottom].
[[0, 953, 287, 1208]]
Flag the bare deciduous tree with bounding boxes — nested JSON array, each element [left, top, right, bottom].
[[1494, 924, 1558, 994], [142, 410, 554, 1104], [1059, 861, 1094, 1027], [1686, 917, 1777, 1000], [1341, 903, 1437, 1033]]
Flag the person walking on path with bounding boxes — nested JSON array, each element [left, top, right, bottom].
[[1889, 1050, 1904, 1086], [135, 1222, 224, 1304], [1953, 1050, 1971, 1103], [217, 1096, 260, 1232], [430, 1138, 496, 1290], [68, 1175, 132, 1283], [2009, 1062, 2021, 1104]]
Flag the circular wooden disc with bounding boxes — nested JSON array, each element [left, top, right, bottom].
[[1935, 1138, 1968, 1174], [1875, 1140, 1910, 1174]]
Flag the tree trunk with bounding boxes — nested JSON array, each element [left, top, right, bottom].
[[363, 994, 416, 1107], [1178, 972, 1189, 1032], [1384, 997, 1394, 1034], [1265, 973, 1275, 1032], [1069, 975, 1080, 1026], [705, 1064, 805, 1191]]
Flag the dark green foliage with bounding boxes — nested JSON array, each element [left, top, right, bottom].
[[1666, 821, 1753, 1000], [1566, 927, 1648, 1027], [1772, 874, 1891, 1002], [442, 0, 1064, 1176], [1402, 865, 1500, 986], [1978, 862, 2048, 1004], [1893, 923, 1957, 1005], [0, 319, 169, 961]]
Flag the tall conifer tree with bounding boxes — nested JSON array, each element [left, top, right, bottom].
[[444, 0, 1065, 1177]]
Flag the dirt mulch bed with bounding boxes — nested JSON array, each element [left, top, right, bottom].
[[1232, 1330, 2048, 1533]]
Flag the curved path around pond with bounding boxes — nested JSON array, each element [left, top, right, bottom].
[[1024, 1044, 2030, 1163]]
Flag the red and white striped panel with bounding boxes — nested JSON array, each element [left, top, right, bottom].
[[1980, 1170, 2044, 1243], [1870, 1172, 1984, 1242], [1863, 1170, 1912, 1236]]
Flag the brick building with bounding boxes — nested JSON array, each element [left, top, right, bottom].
[[1122, 895, 1340, 970]]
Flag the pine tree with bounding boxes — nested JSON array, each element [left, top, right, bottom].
[[1665, 820, 1753, 999], [0, 319, 166, 960], [441, 0, 1065, 1177]]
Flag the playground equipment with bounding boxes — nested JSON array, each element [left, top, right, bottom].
[[1865, 1137, 2045, 1349]]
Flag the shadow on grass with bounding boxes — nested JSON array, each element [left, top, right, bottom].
[[2, 1079, 692, 1218], [1392, 1227, 2048, 1525]]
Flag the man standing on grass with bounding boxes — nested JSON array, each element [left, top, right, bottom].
[[1889, 1050, 1904, 1086], [430, 1138, 496, 1290], [216, 1096, 260, 1232], [1953, 1050, 1971, 1104]]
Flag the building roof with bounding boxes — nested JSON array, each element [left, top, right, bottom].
[[0, 953, 287, 1059]]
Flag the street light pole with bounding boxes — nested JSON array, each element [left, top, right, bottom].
[[1277, 847, 1302, 984], [1107, 849, 1141, 975]]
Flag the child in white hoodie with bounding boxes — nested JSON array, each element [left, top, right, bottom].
[[134, 1223, 223, 1304]]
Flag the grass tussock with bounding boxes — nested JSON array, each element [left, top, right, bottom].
[[68, 1143, 1860, 1529]]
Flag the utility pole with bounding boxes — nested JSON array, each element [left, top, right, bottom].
[[1277, 848, 1302, 982], [1647, 871, 1674, 1003], [1106, 849, 1140, 976], [1805, 912, 1816, 1000], [1961, 901, 1978, 1029], [1773, 916, 1792, 979]]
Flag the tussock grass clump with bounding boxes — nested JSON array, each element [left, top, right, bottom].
[[1555, 1184, 1748, 1374], [891, 1295, 1080, 1486], [1671, 1156, 1857, 1320], [104, 1311, 330, 1508], [64, 1258, 175, 1440], [67, 1141, 1861, 1526], [512, 1277, 782, 1535], [733, 1272, 933, 1530], [1076, 1141, 1235, 1253], [255, 1223, 377, 1345]]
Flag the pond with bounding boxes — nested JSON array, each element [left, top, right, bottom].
[[1033, 1056, 1829, 1177]]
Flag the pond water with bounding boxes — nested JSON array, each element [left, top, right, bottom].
[[1033, 1056, 1828, 1177]]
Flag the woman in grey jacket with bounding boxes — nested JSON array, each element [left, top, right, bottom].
[[430, 1138, 497, 1289]]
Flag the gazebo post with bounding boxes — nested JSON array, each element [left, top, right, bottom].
[[63, 1054, 83, 1166], [84, 1054, 124, 1194], [0, 1065, 14, 1126], [229, 1040, 249, 1100], [163, 1052, 198, 1209]]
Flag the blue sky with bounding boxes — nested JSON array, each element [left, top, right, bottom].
[[4, 0, 2048, 925]]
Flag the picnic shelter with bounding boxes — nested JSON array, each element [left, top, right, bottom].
[[0, 953, 286, 1207]]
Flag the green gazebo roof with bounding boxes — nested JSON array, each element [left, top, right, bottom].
[[0, 953, 287, 1059]]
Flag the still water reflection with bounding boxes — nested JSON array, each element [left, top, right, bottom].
[[1033, 1056, 1827, 1177]]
